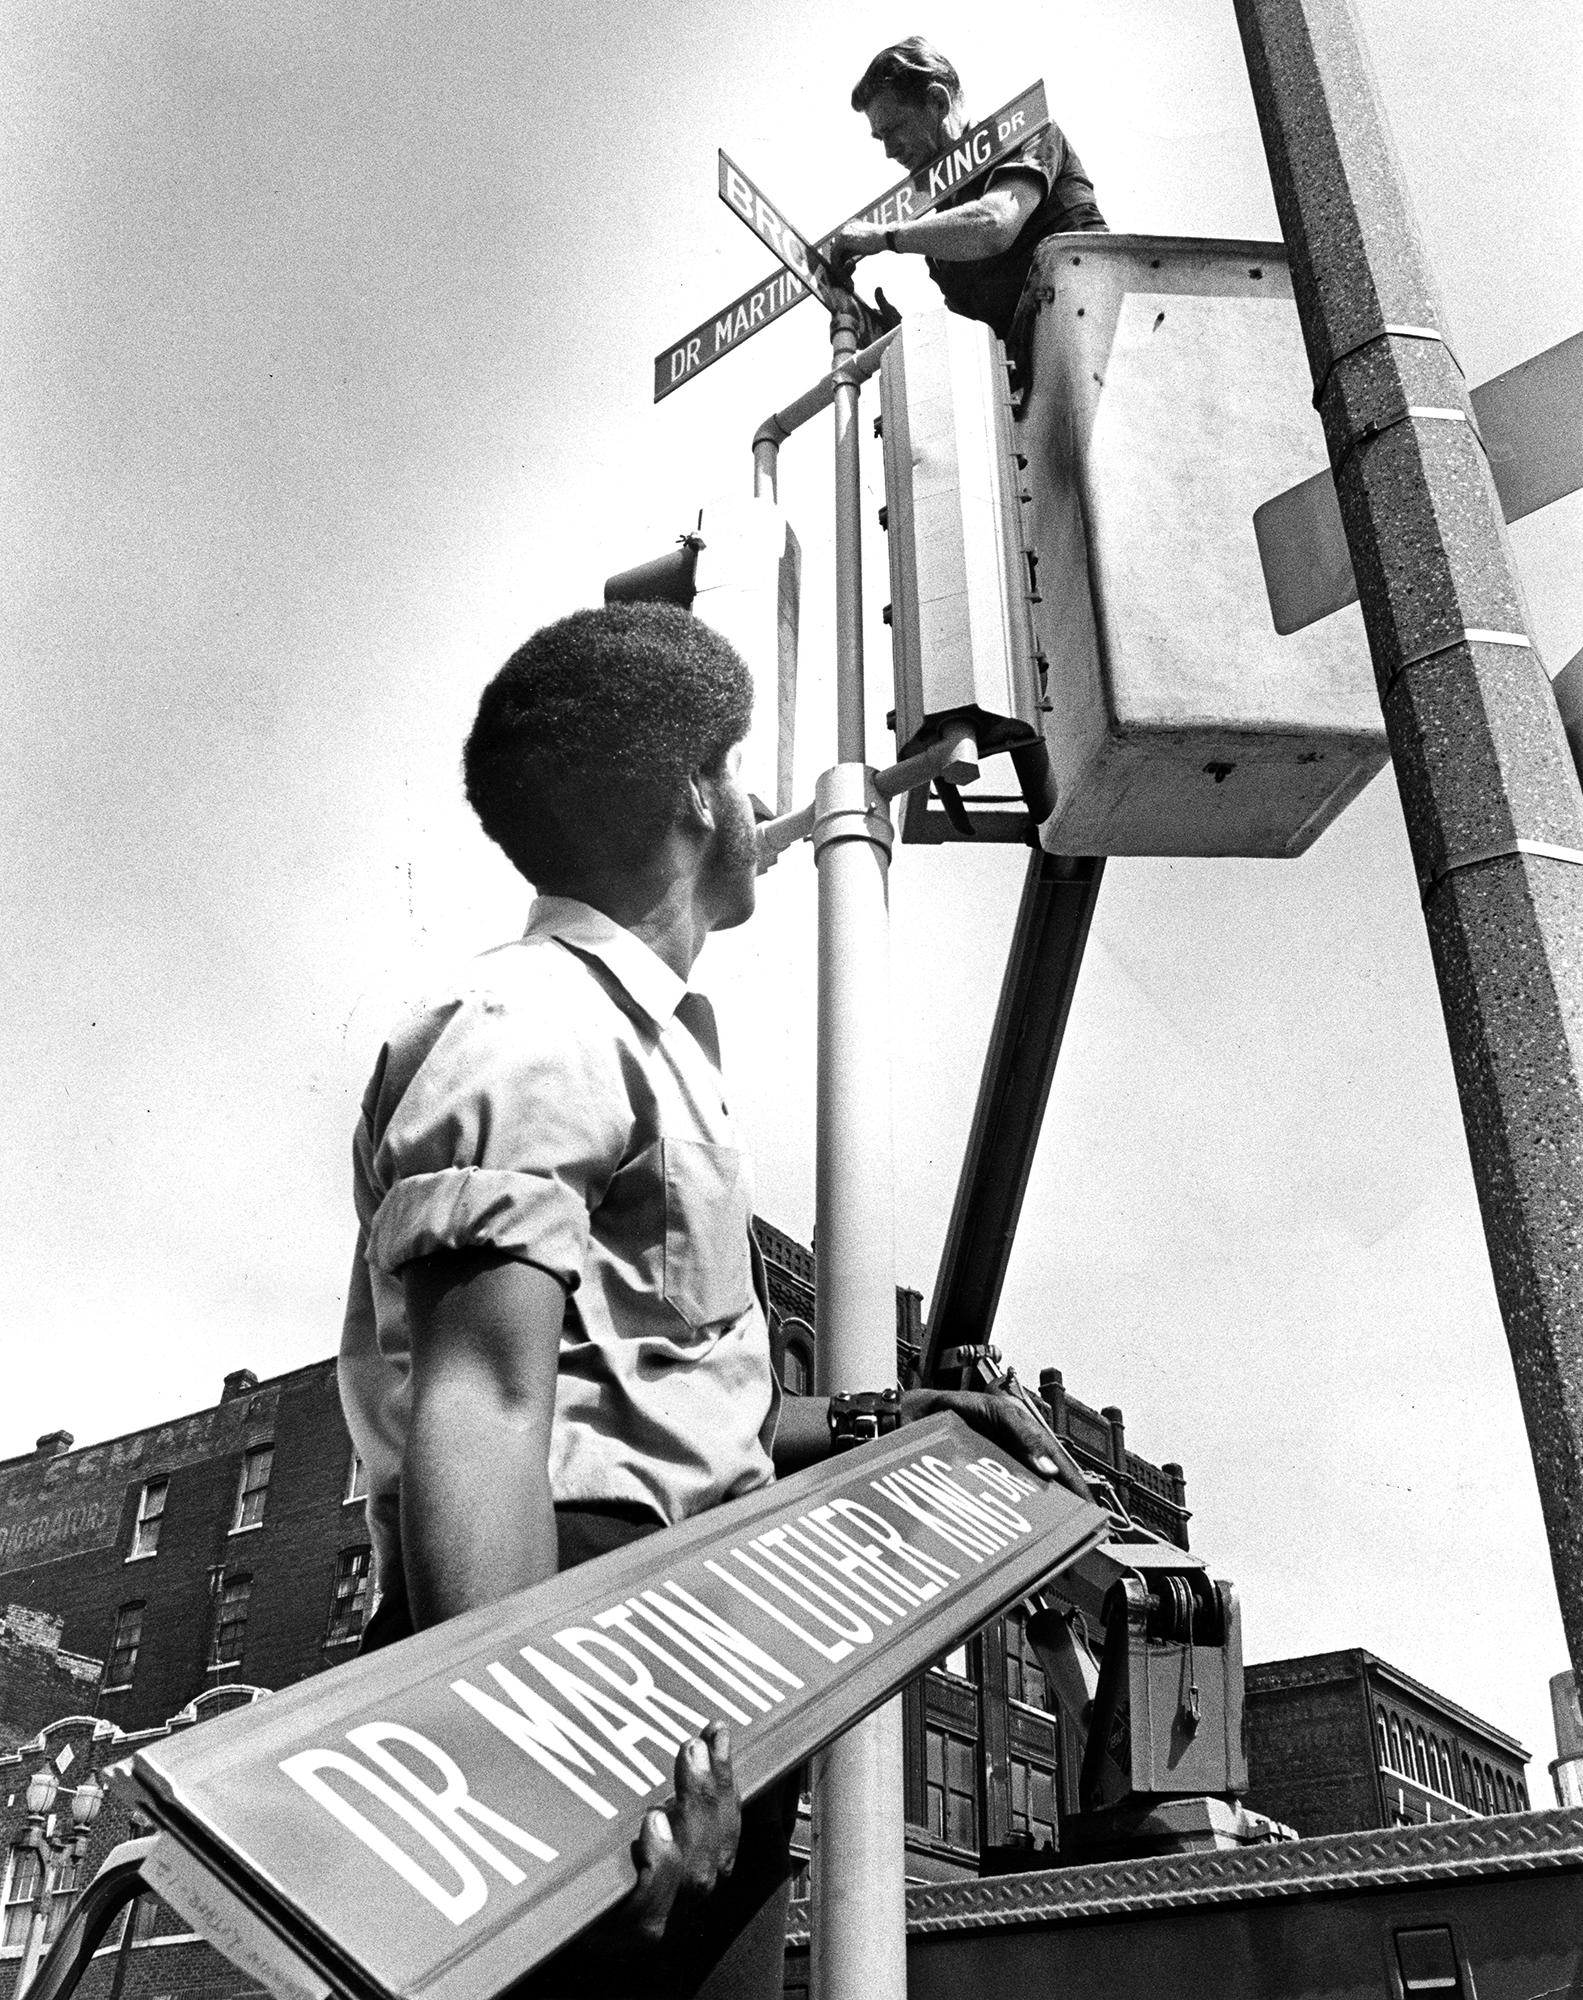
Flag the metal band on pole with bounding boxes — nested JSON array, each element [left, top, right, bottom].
[[1234, 0, 1583, 1684], [809, 305, 908, 2000]]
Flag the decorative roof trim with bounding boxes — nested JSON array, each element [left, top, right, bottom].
[[783, 1809, 1583, 1945]]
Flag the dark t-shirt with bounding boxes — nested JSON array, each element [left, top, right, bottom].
[[926, 120, 1106, 340]]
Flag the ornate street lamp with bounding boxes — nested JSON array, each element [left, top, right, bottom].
[[14, 1770, 105, 1997]]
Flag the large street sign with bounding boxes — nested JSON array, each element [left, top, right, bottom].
[[116, 1414, 1106, 2000], [654, 82, 1049, 401], [1254, 329, 1583, 635]]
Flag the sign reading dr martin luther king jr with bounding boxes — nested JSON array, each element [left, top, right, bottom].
[[119, 1415, 1107, 2000], [654, 81, 1049, 400]]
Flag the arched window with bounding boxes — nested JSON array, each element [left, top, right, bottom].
[[1441, 1739, 1456, 1797], [1390, 1719, 1404, 1773], [1376, 1707, 1390, 1768], [1461, 1751, 1474, 1804], [778, 1317, 815, 1396], [1426, 1737, 1442, 1793], [1413, 1728, 1429, 1785]]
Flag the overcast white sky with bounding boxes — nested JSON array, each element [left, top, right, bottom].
[[5, 0, 1581, 1786]]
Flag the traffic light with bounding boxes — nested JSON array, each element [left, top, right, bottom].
[[878, 310, 1055, 832], [604, 497, 801, 819]]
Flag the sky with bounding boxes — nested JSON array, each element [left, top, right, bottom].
[[5, 0, 1582, 1789]]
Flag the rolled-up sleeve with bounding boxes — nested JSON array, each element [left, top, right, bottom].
[[360, 987, 633, 1289]]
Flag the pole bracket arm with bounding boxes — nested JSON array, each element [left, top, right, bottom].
[[756, 720, 980, 867]]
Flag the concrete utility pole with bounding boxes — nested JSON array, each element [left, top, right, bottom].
[[1234, 0, 1583, 1678], [807, 304, 909, 2000]]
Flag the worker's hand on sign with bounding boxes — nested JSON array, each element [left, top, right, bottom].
[[829, 219, 887, 269], [902, 1387, 1091, 1500], [625, 1723, 742, 1941], [849, 286, 902, 348]]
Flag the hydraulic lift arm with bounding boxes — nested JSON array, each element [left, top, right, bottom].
[[920, 856, 1270, 1857]]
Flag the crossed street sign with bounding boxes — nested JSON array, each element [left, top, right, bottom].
[[1256, 330, 1583, 634], [653, 81, 1048, 402]]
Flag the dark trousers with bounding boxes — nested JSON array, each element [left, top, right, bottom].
[[360, 1503, 796, 2000]]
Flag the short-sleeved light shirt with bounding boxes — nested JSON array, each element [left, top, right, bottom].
[[338, 897, 779, 1588]]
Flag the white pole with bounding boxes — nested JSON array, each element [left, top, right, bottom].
[[808, 306, 908, 2000]]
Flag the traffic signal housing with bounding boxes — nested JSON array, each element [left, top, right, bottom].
[[604, 497, 801, 820], [878, 310, 1055, 832]]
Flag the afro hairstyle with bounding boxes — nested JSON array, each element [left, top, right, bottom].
[[462, 601, 755, 888]]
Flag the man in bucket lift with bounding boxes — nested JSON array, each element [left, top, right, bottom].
[[338, 603, 1077, 1999], [831, 37, 1107, 374]]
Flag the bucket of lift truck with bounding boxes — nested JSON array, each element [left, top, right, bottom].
[[1016, 233, 1389, 858]]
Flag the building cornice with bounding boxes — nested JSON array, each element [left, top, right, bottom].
[[783, 1809, 1583, 1943]]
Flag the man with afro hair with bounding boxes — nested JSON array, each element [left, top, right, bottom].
[[338, 601, 1069, 1996]]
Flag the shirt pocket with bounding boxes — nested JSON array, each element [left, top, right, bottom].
[[661, 1137, 752, 1332]]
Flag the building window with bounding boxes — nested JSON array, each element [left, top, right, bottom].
[[2, 1847, 42, 1954], [1412, 1728, 1428, 1785], [129, 1479, 168, 1560], [1517, 1772, 1529, 1809], [231, 1446, 273, 1532], [924, 1727, 977, 1852], [106, 1603, 144, 1689], [41, 1857, 78, 1945], [212, 1574, 252, 1666], [778, 1318, 814, 1396], [1389, 1719, 1404, 1773], [1005, 1620, 1049, 1710], [1426, 1735, 1442, 1793], [326, 1548, 373, 1646], [1008, 1756, 1058, 1848], [344, 1452, 368, 1506], [1375, 1707, 1390, 1768]]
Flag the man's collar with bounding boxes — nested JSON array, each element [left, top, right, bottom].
[[523, 895, 690, 1027]]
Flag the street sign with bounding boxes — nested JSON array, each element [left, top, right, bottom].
[[1254, 329, 1583, 635], [116, 1415, 1106, 2000], [719, 154, 845, 312], [654, 82, 1049, 401]]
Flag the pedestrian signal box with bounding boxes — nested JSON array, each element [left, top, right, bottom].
[[1017, 234, 1389, 857], [605, 497, 800, 819], [878, 313, 1047, 773]]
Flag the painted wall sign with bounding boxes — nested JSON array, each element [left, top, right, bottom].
[[0, 1387, 281, 1576], [653, 83, 1049, 401], [119, 1413, 1105, 2000]]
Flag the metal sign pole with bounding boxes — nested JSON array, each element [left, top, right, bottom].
[[1233, 0, 1583, 1680], [808, 303, 909, 2000]]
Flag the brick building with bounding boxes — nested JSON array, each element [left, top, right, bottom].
[[1242, 1649, 1531, 1838], [0, 1218, 1193, 1995], [0, 1357, 372, 2000]]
